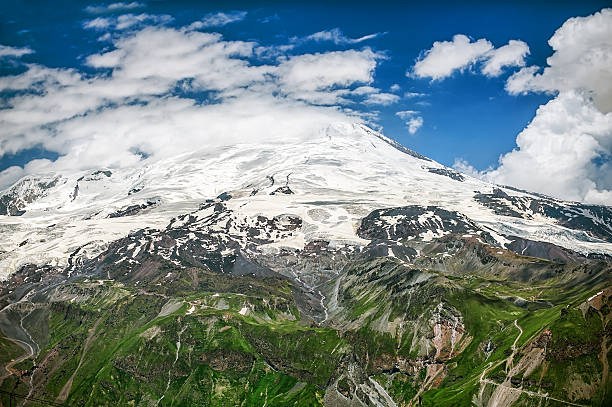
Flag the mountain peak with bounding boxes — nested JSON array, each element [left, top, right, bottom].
[[0, 124, 610, 279]]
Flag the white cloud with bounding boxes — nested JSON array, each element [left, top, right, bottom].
[[505, 8, 612, 113], [85, 28, 270, 93], [351, 86, 400, 106], [396, 110, 423, 134], [455, 8, 612, 204], [0, 19, 394, 189], [395, 110, 419, 120], [463, 91, 612, 204], [188, 11, 247, 29], [412, 34, 493, 80], [84, 17, 112, 30], [0, 44, 34, 58], [254, 44, 295, 59], [85, 2, 145, 14], [296, 28, 383, 45], [407, 117, 423, 134], [413, 35, 530, 80], [504, 65, 539, 95], [404, 91, 425, 98], [277, 49, 382, 104], [364, 92, 400, 106], [482, 40, 530, 77], [83, 13, 173, 31], [389, 84, 400, 92], [352, 86, 378, 95], [452, 158, 488, 179]]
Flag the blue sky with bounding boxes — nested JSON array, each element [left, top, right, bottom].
[[1, 1, 611, 203]]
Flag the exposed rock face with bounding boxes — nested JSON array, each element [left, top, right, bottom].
[[425, 167, 465, 182], [270, 186, 294, 195], [357, 205, 495, 244], [107, 199, 160, 218], [475, 188, 612, 242], [430, 303, 466, 360], [0, 176, 61, 215]]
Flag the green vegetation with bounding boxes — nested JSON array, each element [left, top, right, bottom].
[[0, 252, 609, 407]]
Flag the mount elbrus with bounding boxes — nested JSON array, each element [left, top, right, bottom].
[[0, 123, 610, 406]]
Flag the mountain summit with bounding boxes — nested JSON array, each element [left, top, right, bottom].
[[1, 123, 610, 278], [0, 123, 610, 406]]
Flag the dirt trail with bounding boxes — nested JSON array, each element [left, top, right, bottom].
[[481, 320, 587, 407], [15, 307, 40, 405], [55, 317, 103, 403], [0, 337, 34, 386], [482, 379, 588, 406]]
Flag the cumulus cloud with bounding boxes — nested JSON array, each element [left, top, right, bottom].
[[0, 44, 34, 58], [295, 28, 383, 45], [188, 11, 247, 29], [482, 40, 530, 77], [412, 34, 493, 80], [85, 2, 144, 14], [0, 18, 392, 189], [396, 110, 423, 134], [459, 91, 612, 203], [83, 13, 173, 31], [412, 34, 529, 80], [454, 8, 612, 204], [505, 8, 612, 113]]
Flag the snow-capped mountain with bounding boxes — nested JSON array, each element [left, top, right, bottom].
[[1, 122, 610, 280], [1, 123, 611, 407]]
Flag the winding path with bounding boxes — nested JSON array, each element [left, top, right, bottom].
[[478, 320, 587, 407], [0, 337, 34, 385]]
